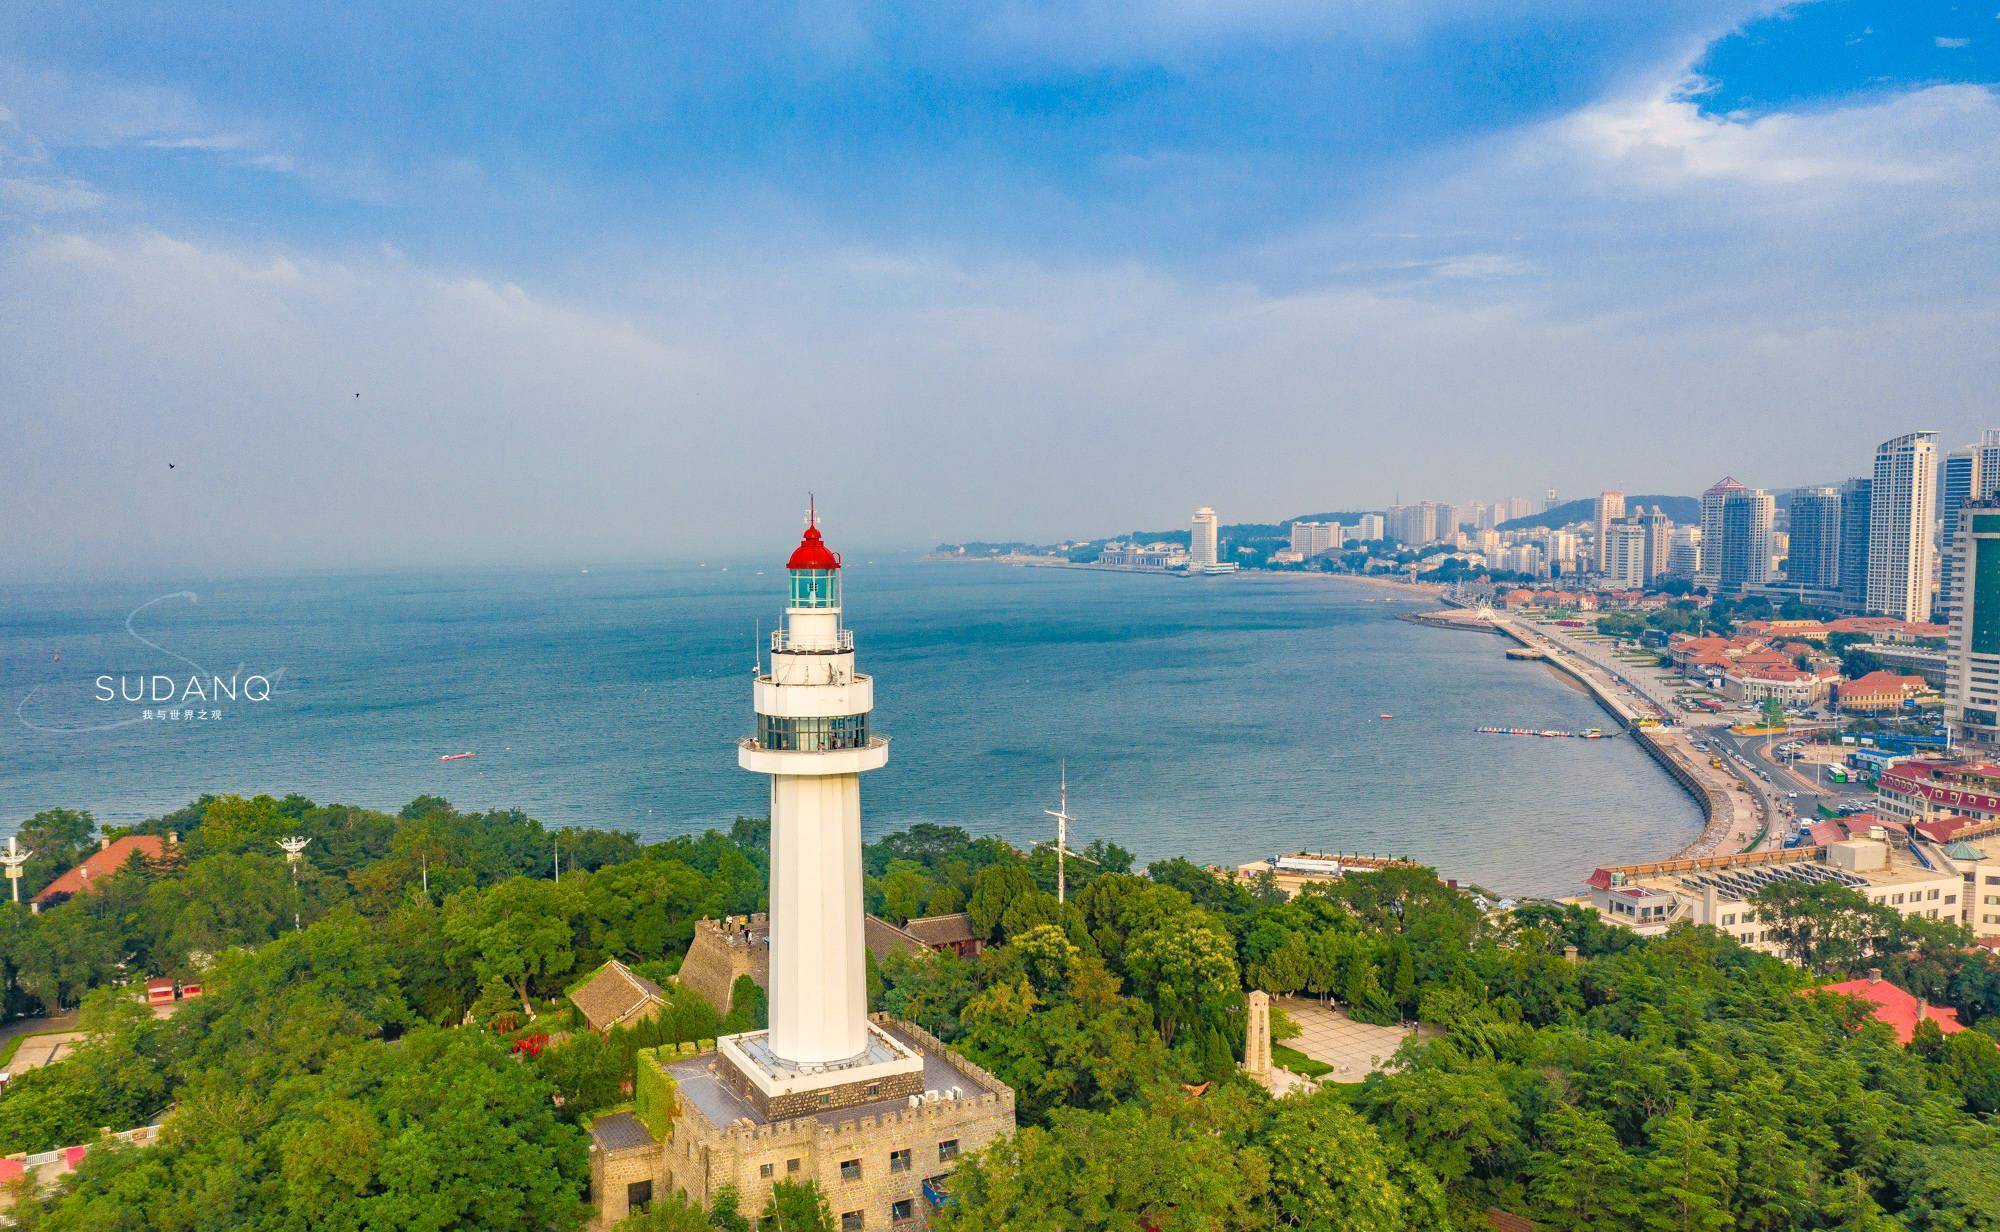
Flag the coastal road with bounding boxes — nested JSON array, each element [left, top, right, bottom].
[[1490, 614, 1784, 853], [1727, 727, 1874, 820]]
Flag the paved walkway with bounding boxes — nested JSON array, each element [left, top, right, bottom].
[[1274, 996, 1433, 1083], [6, 1032, 81, 1075]]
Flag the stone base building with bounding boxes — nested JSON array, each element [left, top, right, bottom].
[[589, 1015, 1014, 1229], [676, 915, 771, 1017]]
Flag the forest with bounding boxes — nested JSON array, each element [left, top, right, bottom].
[[3, 792, 2000, 1230]]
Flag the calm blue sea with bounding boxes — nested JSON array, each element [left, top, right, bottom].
[[0, 561, 1699, 896]]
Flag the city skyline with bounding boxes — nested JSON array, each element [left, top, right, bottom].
[[2, 1, 1996, 578]]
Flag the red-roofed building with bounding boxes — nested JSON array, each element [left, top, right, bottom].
[[1837, 670, 1935, 714], [1807, 972, 1965, 1045], [1825, 616, 1950, 644], [1720, 661, 1839, 706], [1877, 760, 2000, 826], [30, 835, 170, 912], [1914, 815, 1983, 843]]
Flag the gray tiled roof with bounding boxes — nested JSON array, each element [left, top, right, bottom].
[[591, 1111, 656, 1152]]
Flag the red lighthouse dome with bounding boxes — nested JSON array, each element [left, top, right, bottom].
[[787, 520, 841, 571]]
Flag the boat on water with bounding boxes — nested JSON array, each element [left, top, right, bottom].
[[439, 751, 476, 762], [1378, 713, 1394, 719]]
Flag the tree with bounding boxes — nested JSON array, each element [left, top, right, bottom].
[[13, 809, 94, 898], [1365, 1063, 1518, 1190], [937, 1092, 1269, 1232], [720, 974, 766, 1034], [537, 1030, 624, 1121], [1637, 1106, 1734, 1232], [1266, 1090, 1450, 1231], [1529, 1105, 1637, 1231], [763, 1181, 835, 1232], [443, 877, 578, 1016], [616, 1194, 711, 1230], [966, 866, 1036, 941], [1125, 918, 1240, 1047], [1751, 879, 1888, 974], [1940, 1032, 2000, 1114]]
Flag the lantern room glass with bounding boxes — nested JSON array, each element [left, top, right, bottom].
[[790, 569, 841, 609]]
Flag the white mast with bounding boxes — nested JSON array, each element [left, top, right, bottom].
[[0, 836, 31, 904], [276, 836, 311, 931], [1038, 764, 1095, 904]]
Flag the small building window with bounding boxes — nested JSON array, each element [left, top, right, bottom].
[[626, 1181, 653, 1214], [1721, 913, 1735, 926], [841, 1212, 864, 1232], [938, 1139, 960, 1162], [890, 1199, 914, 1223], [760, 1163, 774, 1179], [890, 1148, 912, 1173], [788, 1158, 802, 1173], [841, 1159, 863, 1182]]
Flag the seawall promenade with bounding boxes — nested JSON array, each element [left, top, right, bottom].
[[1410, 607, 1766, 862]]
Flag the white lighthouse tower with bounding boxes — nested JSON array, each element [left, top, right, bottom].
[[721, 508, 923, 1109]]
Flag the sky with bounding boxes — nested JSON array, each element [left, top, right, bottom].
[[1, 1, 1996, 575]]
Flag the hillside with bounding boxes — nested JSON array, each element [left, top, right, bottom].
[[1499, 493, 1698, 531]]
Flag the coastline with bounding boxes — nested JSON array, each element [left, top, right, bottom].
[[1407, 607, 1736, 868], [923, 555, 1449, 600]]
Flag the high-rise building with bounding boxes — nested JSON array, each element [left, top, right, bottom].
[[1786, 486, 1843, 591], [1634, 506, 1673, 584], [1355, 513, 1385, 542], [1593, 491, 1626, 570], [1544, 488, 1559, 512], [1717, 488, 1775, 595], [1947, 499, 2000, 750], [1508, 495, 1536, 522], [1866, 431, 1938, 622], [1191, 506, 1220, 568], [1840, 477, 1873, 608], [1386, 503, 1436, 546], [1696, 476, 1747, 589], [1666, 526, 1703, 579], [1939, 432, 2000, 622], [1289, 521, 1341, 558], [1541, 530, 1580, 573], [1433, 502, 1459, 544], [1601, 520, 1648, 588]]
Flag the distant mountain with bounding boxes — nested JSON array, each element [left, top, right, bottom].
[[1498, 494, 1699, 531]]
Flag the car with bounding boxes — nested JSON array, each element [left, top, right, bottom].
[[1787, 791, 1798, 798]]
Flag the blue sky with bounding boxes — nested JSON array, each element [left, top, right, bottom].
[[1, 2, 1996, 573]]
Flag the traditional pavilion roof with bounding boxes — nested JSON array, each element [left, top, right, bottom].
[[569, 959, 670, 1033]]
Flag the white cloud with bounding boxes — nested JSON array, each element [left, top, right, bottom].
[[1558, 76, 1987, 188], [0, 175, 103, 214], [1937, 36, 1971, 48]]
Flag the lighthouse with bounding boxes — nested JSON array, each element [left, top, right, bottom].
[[737, 510, 887, 1066], [719, 508, 922, 1111], [583, 508, 1016, 1228]]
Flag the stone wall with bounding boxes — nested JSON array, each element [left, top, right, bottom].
[[676, 915, 770, 1016], [590, 1142, 666, 1230], [718, 1053, 926, 1122], [619, 1017, 1016, 1231]]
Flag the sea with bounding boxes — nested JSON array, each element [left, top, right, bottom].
[[0, 560, 1700, 897]]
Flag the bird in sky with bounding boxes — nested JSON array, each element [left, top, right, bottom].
[[167, 463, 175, 469]]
